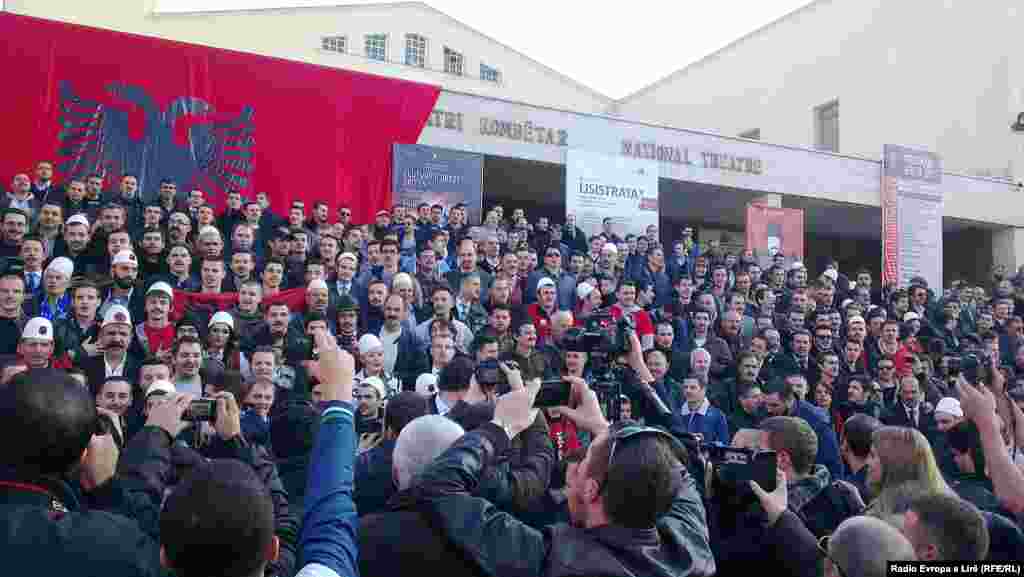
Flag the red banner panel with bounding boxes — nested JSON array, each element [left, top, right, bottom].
[[0, 13, 440, 222], [745, 203, 805, 261]]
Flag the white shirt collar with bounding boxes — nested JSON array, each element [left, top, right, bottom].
[[680, 398, 710, 416]]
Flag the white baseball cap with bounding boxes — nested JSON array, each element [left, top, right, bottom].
[[21, 317, 53, 342], [145, 379, 176, 399], [111, 251, 138, 267], [66, 214, 90, 228], [209, 311, 235, 330], [537, 277, 556, 291], [146, 281, 174, 299], [790, 261, 806, 271], [102, 304, 132, 328], [415, 373, 438, 396], [601, 243, 618, 254], [903, 312, 921, 322]]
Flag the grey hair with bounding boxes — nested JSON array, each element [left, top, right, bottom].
[[829, 516, 916, 577], [393, 415, 465, 490], [690, 348, 711, 369]]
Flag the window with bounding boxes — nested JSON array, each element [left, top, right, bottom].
[[365, 34, 387, 61], [739, 128, 760, 140], [480, 63, 501, 83], [321, 36, 347, 53], [405, 34, 427, 67], [444, 47, 463, 76], [815, 100, 839, 152]]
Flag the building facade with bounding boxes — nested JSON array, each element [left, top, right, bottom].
[[615, 0, 1024, 185], [5, 0, 1024, 281]]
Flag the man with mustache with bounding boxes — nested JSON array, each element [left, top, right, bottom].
[[77, 304, 140, 390], [99, 250, 144, 323]]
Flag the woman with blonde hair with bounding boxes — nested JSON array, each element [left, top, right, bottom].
[[866, 426, 953, 516]]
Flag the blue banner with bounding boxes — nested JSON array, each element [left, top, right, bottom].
[[392, 143, 484, 225]]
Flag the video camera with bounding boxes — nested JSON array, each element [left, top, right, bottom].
[[948, 352, 988, 385], [676, 432, 777, 504], [0, 257, 25, 279], [576, 307, 635, 357], [557, 311, 637, 422]]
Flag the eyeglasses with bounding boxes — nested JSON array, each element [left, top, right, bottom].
[[817, 535, 848, 577], [597, 424, 684, 494]]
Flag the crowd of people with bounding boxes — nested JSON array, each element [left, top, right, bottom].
[[1, 159, 1024, 577]]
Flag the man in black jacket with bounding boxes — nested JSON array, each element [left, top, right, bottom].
[[413, 380, 716, 577], [0, 368, 164, 576]]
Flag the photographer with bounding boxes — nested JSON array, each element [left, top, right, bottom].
[[120, 390, 298, 577], [0, 368, 165, 574], [413, 378, 716, 577]]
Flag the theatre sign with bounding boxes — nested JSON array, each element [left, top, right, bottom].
[[619, 139, 763, 175], [418, 90, 882, 202]]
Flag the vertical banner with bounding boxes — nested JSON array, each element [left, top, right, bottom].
[[881, 144, 943, 289], [565, 148, 659, 239], [392, 144, 484, 224], [745, 204, 805, 265]]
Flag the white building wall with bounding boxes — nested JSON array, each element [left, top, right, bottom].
[[5, 0, 613, 114], [616, 0, 1023, 183]]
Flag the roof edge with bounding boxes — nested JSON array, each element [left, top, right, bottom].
[[616, 0, 828, 104], [153, 1, 614, 104]]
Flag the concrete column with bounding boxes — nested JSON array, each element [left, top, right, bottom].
[[992, 227, 1024, 273], [750, 193, 782, 208]]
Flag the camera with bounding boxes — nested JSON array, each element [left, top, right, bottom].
[[475, 359, 504, 389], [951, 352, 987, 385], [0, 256, 25, 279], [677, 432, 777, 503], [534, 379, 572, 408], [575, 307, 635, 356], [183, 398, 217, 422]]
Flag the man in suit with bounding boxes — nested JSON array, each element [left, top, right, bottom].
[[883, 374, 937, 439], [77, 304, 141, 391]]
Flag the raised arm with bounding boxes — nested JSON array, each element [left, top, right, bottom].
[[295, 330, 358, 577]]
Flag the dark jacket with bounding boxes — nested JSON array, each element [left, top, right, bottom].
[[354, 439, 397, 517], [360, 489, 486, 577], [78, 353, 142, 392], [0, 463, 163, 576], [414, 423, 716, 577], [120, 427, 299, 577], [791, 399, 846, 480]]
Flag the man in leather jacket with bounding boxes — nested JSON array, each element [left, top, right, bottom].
[[413, 380, 717, 577]]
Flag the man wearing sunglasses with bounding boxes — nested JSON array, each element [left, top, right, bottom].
[[414, 379, 716, 577]]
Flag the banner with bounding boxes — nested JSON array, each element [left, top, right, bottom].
[[565, 149, 659, 239], [0, 13, 439, 223], [881, 144, 943, 289], [745, 204, 804, 264], [391, 144, 484, 224]]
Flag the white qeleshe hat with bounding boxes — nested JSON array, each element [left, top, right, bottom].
[[576, 282, 595, 301], [21, 317, 53, 342], [935, 397, 963, 418], [358, 333, 383, 355], [45, 257, 74, 280], [307, 279, 329, 293]]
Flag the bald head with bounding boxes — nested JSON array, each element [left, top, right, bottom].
[[828, 516, 916, 577], [392, 415, 464, 490]]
